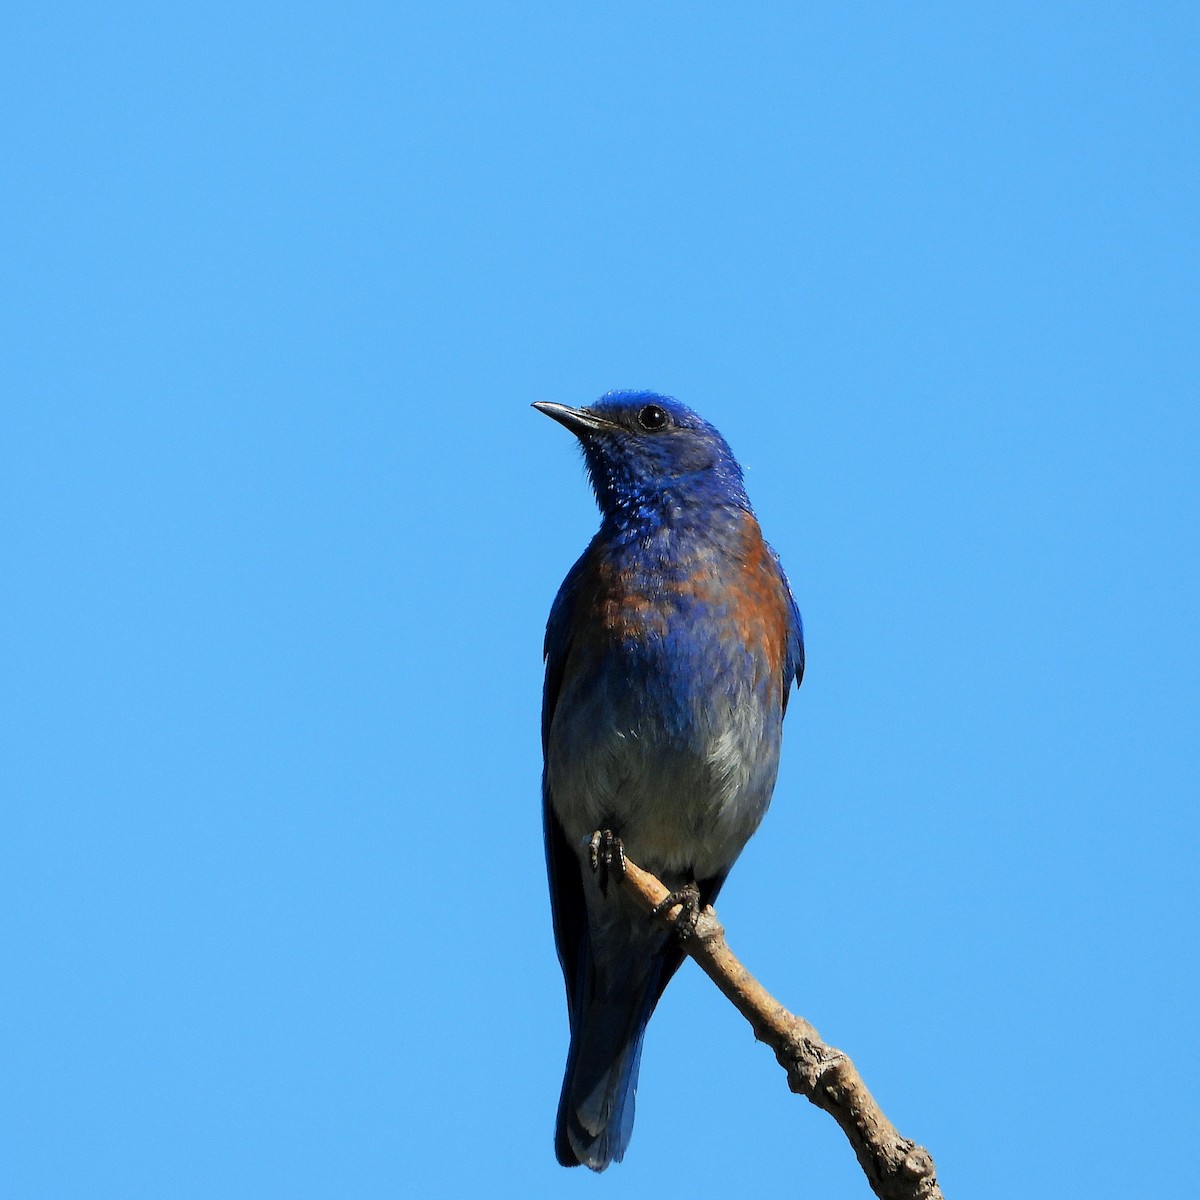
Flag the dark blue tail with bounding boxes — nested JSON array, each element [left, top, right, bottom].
[[554, 959, 661, 1171]]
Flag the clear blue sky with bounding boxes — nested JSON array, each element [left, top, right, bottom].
[[4, 4, 1197, 1197]]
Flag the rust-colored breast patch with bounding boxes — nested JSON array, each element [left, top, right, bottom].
[[568, 514, 789, 698], [726, 512, 790, 684], [576, 549, 670, 642]]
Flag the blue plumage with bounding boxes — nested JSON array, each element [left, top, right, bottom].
[[535, 391, 803, 1170]]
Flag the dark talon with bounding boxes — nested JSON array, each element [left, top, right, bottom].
[[588, 829, 626, 897], [652, 883, 702, 939]]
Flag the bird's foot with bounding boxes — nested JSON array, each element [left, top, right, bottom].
[[652, 883, 702, 940], [588, 829, 626, 898]]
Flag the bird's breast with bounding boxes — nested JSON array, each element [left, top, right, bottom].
[[546, 511, 789, 877]]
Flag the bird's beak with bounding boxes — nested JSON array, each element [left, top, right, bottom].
[[532, 402, 617, 437]]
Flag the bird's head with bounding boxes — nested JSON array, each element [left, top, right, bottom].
[[533, 391, 750, 521]]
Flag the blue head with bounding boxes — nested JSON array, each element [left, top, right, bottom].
[[533, 391, 750, 522]]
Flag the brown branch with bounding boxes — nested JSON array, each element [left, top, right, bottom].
[[619, 855, 943, 1200]]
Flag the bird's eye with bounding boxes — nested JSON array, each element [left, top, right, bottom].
[[637, 404, 669, 431]]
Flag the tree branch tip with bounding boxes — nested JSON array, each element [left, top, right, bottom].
[[608, 844, 944, 1200]]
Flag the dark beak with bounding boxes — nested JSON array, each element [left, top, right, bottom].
[[532, 402, 617, 437]]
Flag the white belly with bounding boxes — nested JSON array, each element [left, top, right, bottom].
[[546, 685, 781, 882]]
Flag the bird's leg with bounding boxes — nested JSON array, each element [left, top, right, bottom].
[[652, 882, 702, 940], [588, 828, 626, 898]]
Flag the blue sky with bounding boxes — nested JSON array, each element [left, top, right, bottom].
[[4, 3, 1197, 1197]]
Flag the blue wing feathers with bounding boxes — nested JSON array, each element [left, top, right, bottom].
[[769, 545, 804, 705]]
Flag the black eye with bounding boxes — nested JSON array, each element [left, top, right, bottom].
[[637, 404, 669, 431]]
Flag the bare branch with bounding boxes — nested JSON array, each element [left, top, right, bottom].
[[619, 855, 944, 1200]]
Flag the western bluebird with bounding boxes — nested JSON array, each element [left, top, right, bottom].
[[534, 391, 803, 1171]]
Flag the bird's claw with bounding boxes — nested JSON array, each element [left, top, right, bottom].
[[588, 829, 626, 898], [652, 883, 702, 939]]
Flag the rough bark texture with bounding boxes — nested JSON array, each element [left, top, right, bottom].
[[619, 855, 944, 1200]]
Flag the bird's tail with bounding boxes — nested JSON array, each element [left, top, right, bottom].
[[554, 960, 663, 1171]]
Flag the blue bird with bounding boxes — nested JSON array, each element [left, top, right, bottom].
[[534, 391, 803, 1171]]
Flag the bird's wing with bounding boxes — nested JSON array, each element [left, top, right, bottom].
[[542, 549, 592, 1022], [769, 545, 805, 708]]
